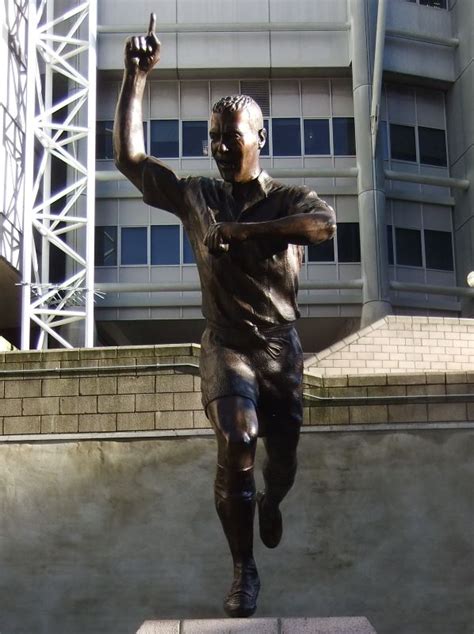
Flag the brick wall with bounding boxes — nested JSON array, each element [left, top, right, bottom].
[[0, 339, 472, 437], [305, 316, 474, 377], [0, 344, 209, 436], [303, 370, 474, 426]]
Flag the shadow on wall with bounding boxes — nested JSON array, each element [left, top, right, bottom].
[[0, 432, 473, 634]]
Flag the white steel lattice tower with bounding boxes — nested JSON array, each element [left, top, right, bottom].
[[21, 0, 97, 349], [1, 1, 28, 275]]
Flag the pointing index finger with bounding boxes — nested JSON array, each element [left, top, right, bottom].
[[148, 12, 156, 35]]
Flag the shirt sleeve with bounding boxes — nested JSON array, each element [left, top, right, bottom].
[[287, 186, 334, 217], [142, 156, 186, 218]]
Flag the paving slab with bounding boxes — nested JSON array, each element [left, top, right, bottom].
[[136, 617, 377, 633]]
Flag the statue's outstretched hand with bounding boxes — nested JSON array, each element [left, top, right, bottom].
[[124, 13, 161, 73]]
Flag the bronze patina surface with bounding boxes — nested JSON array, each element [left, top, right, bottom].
[[114, 14, 336, 618]]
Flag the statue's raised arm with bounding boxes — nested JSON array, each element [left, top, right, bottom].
[[113, 14, 162, 192]]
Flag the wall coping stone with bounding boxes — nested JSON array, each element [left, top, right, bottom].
[[136, 617, 377, 633]]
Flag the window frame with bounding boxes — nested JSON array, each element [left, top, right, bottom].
[[120, 226, 149, 266], [332, 117, 356, 157], [150, 225, 181, 266], [182, 120, 209, 158], [303, 118, 331, 157], [150, 119, 180, 159], [95, 225, 118, 267], [271, 117, 302, 157]]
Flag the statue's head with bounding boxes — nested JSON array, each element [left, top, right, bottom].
[[210, 95, 266, 183]]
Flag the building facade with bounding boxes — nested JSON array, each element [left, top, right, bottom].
[[1, 0, 473, 350]]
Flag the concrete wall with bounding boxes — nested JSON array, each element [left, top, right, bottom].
[[0, 429, 472, 634], [97, 0, 350, 75], [0, 343, 473, 633], [385, 0, 455, 82]]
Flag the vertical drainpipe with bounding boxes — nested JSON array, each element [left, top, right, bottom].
[[350, 0, 392, 327]]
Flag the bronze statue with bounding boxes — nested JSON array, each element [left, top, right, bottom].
[[114, 14, 336, 618]]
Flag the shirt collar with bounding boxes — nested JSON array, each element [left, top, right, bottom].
[[223, 170, 274, 204]]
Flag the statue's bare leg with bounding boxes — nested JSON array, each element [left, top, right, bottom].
[[206, 395, 260, 618]]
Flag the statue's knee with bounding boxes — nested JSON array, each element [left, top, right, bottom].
[[224, 425, 257, 467], [226, 424, 258, 448]]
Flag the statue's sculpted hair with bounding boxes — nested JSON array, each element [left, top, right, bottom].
[[212, 95, 263, 129]]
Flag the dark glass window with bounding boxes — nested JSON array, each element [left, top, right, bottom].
[[395, 227, 422, 267], [308, 239, 335, 262], [183, 230, 196, 264], [419, 0, 446, 8], [95, 226, 117, 266], [380, 121, 389, 160], [260, 119, 270, 157], [418, 127, 447, 166], [390, 124, 417, 162], [97, 121, 147, 158], [151, 225, 180, 265], [151, 120, 179, 158], [182, 121, 208, 157], [142, 122, 148, 153], [337, 223, 361, 262], [96, 121, 114, 159], [272, 118, 301, 156], [121, 227, 147, 265], [424, 230, 454, 270], [387, 225, 394, 265], [304, 119, 330, 155], [332, 118, 356, 155]]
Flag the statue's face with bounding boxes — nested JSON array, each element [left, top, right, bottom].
[[210, 108, 266, 183]]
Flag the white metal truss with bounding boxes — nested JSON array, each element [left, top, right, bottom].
[[1, 0, 28, 272], [21, 0, 97, 349]]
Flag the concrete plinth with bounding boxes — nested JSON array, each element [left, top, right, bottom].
[[136, 617, 377, 633]]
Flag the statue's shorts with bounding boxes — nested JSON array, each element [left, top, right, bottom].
[[200, 324, 304, 437]]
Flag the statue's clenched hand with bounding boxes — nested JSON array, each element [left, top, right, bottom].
[[124, 13, 161, 73], [204, 222, 249, 255]]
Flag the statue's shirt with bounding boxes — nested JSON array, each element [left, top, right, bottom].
[[142, 159, 331, 335]]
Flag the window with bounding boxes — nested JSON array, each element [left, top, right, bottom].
[[418, 127, 447, 166], [387, 225, 394, 265], [308, 239, 335, 262], [95, 226, 117, 266], [337, 223, 361, 262], [121, 227, 147, 265], [304, 119, 330, 155], [424, 230, 454, 270], [151, 120, 179, 158], [260, 119, 270, 157], [390, 124, 417, 162], [97, 121, 147, 159], [332, 118, 356, 155], [151, 225, 180, 265], [182, 121, 208, 157], [272, 118, 301, 156], [419, 0, 446, 8], [395, 227, 422, 267], [183, 230, 195, 264], [406, 0, 447, 6], [380, 121, 389, 160], [96, 121, 114, 159]]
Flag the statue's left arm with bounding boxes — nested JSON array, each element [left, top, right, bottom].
[[204, 193, 336, 254]]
